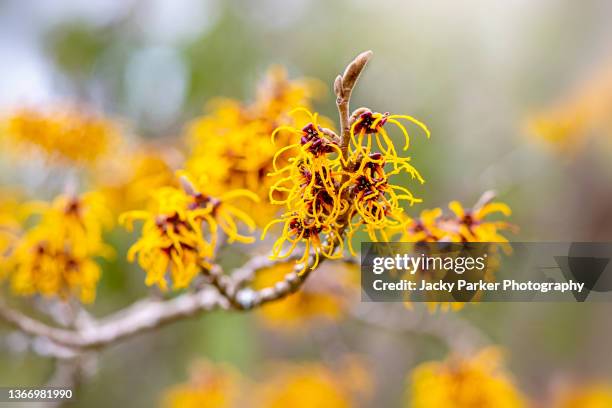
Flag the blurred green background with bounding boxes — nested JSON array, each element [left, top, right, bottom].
[[1, 0, 612, 406]]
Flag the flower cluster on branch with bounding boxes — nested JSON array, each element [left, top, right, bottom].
[[120, 173, 257, 291], [263, 103, 430, 270]]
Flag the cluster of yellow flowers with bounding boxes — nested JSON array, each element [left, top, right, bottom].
[[163, 358, 370, 408], [163, 349, 612, 408], [120, 173, 257, 291], [391, 198, 514, 311], [409, 348, 612, 408], [409, 348, 527, 408], [398, 199, 515, 243], [1, 193, 112, 303], [527, 60, 612, 154], [1, 106, 119, 165], [185, 67, 322, 225], [264, 107, 430, 270]]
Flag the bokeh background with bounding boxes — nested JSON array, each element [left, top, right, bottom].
[[1, 0, 612, 406]]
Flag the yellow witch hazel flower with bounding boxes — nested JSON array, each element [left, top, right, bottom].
[[0, 195, 21, 273], [397, 207, 445, 242], [399, 198, 515, 243], [95, 146, 177, 214], [162, 361, 242, 408], [409, 347, 527, 408], [269, 109, 343, 212], [1, 106, 119, 165], [4, 192, 112, 303], [120, 172, 257, 291], [163, 357, 370, 408], [395, 196, 515, 312], [263, 109, 348, 269], [349, 107, 430, 157], [264, 105, 429, 271], [344, 151, 424, 249], [185, 67, 323, 225], [527, 59, 612, 155], [253, 358, 371, 408], [552, 382, 612, 408], [447, 199, 514, 242]]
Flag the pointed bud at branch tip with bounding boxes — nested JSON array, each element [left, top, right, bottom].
[[341, 50, 373, 92], [336, 51, 374, 157]]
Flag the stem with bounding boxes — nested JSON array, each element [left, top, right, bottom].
[[335, 50, 373, 159], [0, 255, 315, 350]]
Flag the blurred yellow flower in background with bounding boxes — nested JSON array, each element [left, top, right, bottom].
[[1, 106, 119, 165], [397, 208, 445, 242], [446, 200, 514, 242], [398, 198, 515, 243], [0, 194, 21, 272], [395, 197, 514, 312], [185, 67, 324, 225], [255, 365, 350, 408], [527, 60, 612, 155], [552, 383, 612, 408], [3, 192, 112, 303], [409, 347, 526, 408], [95, 146, 178, 214], [163, 361, 242, 408], [253, 358, 371, 408], [163, 357, 370, 408]]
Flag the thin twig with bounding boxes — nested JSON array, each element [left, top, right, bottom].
[[0, 288, 224, 349], [335, 50, 373, 159], [351, 303, 490, 353], [45, 356, 90, 408], [0, 254, 320, 349]]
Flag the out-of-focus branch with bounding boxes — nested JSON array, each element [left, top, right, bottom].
[[0, 288, 224, 349], [0, 254, 315, 350], [0, 302, 82, 347], [351, 303, 490, 353], [45, 355, 94, 408]]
